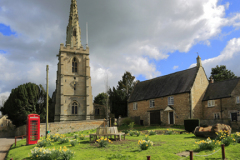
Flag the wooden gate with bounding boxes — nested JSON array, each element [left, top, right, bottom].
[[150, 111, 160, 125]]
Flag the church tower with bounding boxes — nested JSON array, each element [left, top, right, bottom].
[[54, 0, 93, 121]]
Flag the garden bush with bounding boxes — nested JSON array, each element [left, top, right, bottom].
[[128, 122, 134, 130], [96, 137, 112, 148], [59, 137, 70, 144], [36, 138, 52, 147], [195, 137, 220, 151], [138, 139, 153, 150], [143, 135, 149, 141], [135, 131, 140, 136], [79, 134, 85, 140], [73, 134, 78, 139], [70, 140, 78, 146], [121, 118, 134, 125], [148, 130, 156, 136]]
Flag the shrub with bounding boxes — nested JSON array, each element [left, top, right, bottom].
[[50, 133, 64, 142], [73, 134, 78, 139], [164, 129, 178, 135], [31, 147, 62, 160], [148, 130, 156, 136], [128, 122, 134, 130], [221, 136, 234, 146], [235, 132, 240, 143], [36, 138, 52, 147], [195, 137, 220, 151], [215, 130, 230, 141], [121, 118, 134, 125], [61, 146, 74, 160], [96, 137, 112, 147], [59, 137, 70, 144], [138, 139, 153, 150], [129, 130, 135, 136], [70, 140, 78, 146], [184, 119, 200, 132], [79, 134, 85, 140], [122, 130, 129, 134], [143, 135, 149, 141], [135, 131, 140, 136]]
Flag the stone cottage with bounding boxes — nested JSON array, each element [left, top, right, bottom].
[[128, 56, 240, 127]]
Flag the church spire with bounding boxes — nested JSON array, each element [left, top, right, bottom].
[[66, 0, 81, 48]]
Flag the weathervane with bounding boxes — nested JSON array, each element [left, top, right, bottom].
[[196, 52, 199, 56]]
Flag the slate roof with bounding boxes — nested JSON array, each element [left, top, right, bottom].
[[128, 67, 199, 103], [202, 78, 240, 101]]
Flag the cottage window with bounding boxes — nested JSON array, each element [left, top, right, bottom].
[[208, 100, 215, 107], [214, 113, 220, 119], [149, 99, 155, 108], [72, 102, 78, 114], [236, 96, 240, 104], [168, 96, 174, 105], [72, 57, 77, 73], [133, 102, 138, 110]]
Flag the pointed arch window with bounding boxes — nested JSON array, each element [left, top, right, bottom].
[[72, 57, 77, 73], [72, 102, 78, 114]]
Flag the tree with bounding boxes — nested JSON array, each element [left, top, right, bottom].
[[94, 92, 108, 105], [108, 71, 139, 118], [0, 82, 51, 127], [210, 65, 237, 82]]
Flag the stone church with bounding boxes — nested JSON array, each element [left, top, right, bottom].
[[54, 0, 93, 122]]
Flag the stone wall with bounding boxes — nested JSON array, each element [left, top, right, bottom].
[[128, 93, 191, 125], [15, 119, 104, 137], [191, 67, 209, 119]]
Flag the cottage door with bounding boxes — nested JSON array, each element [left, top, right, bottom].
[[169, 112, 174, 124], [231, 113, 237, 121], [150, 111, 160, 125]]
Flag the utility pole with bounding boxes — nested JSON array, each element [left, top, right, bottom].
[[46, 65, 49, 138]]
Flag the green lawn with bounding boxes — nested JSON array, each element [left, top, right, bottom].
[[6, 126, 240, 160]]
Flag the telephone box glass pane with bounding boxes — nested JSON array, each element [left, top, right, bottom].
[[30, 120, 38, 141]]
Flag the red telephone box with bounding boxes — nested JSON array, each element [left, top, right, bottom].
[[26, 114, 40, 145]]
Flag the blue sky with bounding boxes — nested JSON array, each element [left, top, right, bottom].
[[0, 0, 240, 108]]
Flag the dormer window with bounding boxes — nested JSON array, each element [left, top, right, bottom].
[[168, 96, 174, 105], [150, 99, 155, 108], [72, 57, 77, 73], [208, 100, 215, 107]]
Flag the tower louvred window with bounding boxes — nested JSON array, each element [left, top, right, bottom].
[[73, 30, 76, 36], [72, 57, 77, 73]]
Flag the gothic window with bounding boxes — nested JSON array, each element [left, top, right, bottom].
[[72, 57, 77, 73], [72, 102, 78, 114]]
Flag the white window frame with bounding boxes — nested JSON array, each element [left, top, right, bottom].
[[214, 113, 220, 120], [133, 102, 138, 110], [149, 99, 155, 108], [208, 100, 215, 107], [168, 96, 174, 105], [236, 96, 239, 104]]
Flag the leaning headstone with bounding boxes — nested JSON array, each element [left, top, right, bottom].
[[194, 123, 231, 138]]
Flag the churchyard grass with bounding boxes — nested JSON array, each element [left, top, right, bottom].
[[6, 127, 240, 160]]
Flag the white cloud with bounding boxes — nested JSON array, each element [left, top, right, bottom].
[[0, 0, 240, 99], [173, 66, 179, 70], [190, 37, 240, 77], [140, 45, 169, 60]]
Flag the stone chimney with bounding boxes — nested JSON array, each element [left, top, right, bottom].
[[197, 55, 202, 67], [209, 76, 214, 83]]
